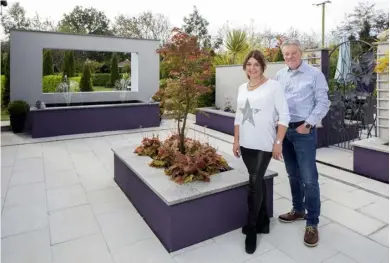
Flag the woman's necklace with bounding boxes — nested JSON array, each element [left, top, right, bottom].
[[248, 76, 266, 90]]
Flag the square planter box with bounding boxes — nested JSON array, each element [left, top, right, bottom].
[[30, 101, 160, 138], [113, 146, 278, 253], [351, 138, 389, 183], [195, 108, 235, 136]]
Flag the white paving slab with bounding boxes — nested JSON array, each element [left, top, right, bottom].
[[1, 227, 52, 263], [322, 253, 358, 263], [112, 237, 175, 263], [316, 146, 353, 170], [358, 198, 389, 224], [369, 226, 389, 247], [48, 205, 101, 245], [320, 223, 389, 263], [47, 184, 88, 212], [321, 200, 386, 236], [51, 233, 114, 263]]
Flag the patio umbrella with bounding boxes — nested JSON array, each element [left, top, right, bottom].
[[334, 36, 352, 84]]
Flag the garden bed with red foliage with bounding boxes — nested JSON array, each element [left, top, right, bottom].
[[134, 134, 232, 184]]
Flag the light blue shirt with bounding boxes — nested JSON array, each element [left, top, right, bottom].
[[275, 61, 330, 126]]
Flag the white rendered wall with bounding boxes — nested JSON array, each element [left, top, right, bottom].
[[10, 30, 160, 105], [215, 62, 286, 110]]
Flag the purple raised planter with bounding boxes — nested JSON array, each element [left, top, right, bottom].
[[196, 108, 359, 149], [30, 102, 160, 138], [113, 152, 277, 253], [353, 145, 389, 183], [195, 109, 235, 136]]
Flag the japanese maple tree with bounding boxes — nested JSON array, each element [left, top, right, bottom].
[[157, 27, 213, 154]]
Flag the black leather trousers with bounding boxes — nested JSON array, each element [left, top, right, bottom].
[[240, 147, 273, 228]]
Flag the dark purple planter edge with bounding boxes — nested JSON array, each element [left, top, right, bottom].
[[353, 146, 389, 183], [195, 108, 359, 149], [30, 102, 160, 138]]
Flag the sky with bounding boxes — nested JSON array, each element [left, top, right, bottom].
[[1, 0, 389, 39]]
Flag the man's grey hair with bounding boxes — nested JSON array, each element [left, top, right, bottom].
[[280, 39, 302, 51]]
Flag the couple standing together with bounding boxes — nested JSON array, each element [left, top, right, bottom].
[[232, 39, 330, 254]]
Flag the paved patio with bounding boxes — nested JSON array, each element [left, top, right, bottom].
[[1, 119, 389, 263]]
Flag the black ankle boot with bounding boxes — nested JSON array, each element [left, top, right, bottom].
[[245, 227, 257, 254]]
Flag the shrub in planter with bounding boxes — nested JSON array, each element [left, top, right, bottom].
[[134, 28, 231, 184], [7, 100, 30, 133], [155, 28, 213, 153]]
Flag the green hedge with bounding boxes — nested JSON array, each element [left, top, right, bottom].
[[92, 73, 126, 87], [43, 73, 131, 92], [42, 73, 127, 92], [42, 75, 81, 93], [92, 73, 111, 87], [43, 75, 62, 93]]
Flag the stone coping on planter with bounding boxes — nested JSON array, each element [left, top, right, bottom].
[[30, 102, 159, 112], [351, 137, 389, 153], [112, 146, 277, 206], [196, 107, 325, 128], [196, 107, 236, 118]]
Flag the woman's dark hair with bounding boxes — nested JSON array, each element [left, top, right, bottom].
[[243, 50, 267, 79]]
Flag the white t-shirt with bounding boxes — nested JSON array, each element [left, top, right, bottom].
[[234, 79, 290, 152]]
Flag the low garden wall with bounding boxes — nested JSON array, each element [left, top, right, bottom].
[[30, 101, 160, 138]]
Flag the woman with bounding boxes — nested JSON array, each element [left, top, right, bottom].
[[233, 50, 290, 254]]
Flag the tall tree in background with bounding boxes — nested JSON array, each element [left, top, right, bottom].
[[57, 6, 111, 35], [0, 2, 30, 36], [2, 52, 10, 108], [110, 53, 120, 87], [62, 51, 76, 77], [258, 28, 280, 49], [79, 62, 93, 92], [29, 13, 57, 31], [43, 50, 54, 76], [113, 11, 171, 45], [285, 27, 319, 49], [1, 41, 10, 61], [182, 5, 222, 50], [57, 6, 113, 64], [337, 2, 389, 40]]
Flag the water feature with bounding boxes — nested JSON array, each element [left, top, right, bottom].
[[56, 75, 79, 106], [115, 74, 131, 102]]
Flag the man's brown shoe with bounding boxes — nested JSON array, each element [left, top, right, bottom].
[[304, 226, 319, 247], [278, 210, 305, 223]]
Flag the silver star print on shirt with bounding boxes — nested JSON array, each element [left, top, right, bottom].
[[240, 98, 260, 126]]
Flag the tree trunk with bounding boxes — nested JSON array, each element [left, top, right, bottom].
[[177, 117, 185, 154], [179, 112, 188, 154]]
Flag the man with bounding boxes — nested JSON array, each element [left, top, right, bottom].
[[275, 39, 330, 247]]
